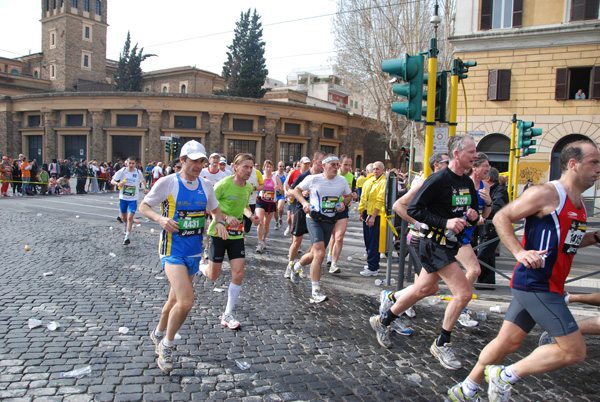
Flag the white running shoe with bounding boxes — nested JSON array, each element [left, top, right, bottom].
[[329, 262, 340, 274], [220, 313, 241, 330], [359, 268, 379, 277], [284, 227, 290, 236], [458, 310, 479, 327]]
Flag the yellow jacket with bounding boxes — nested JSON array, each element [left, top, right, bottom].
[[358, 173, 386, 215], [356, 174, 368, 188]]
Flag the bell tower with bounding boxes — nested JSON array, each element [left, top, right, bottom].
[[41, 0, 108, 91]]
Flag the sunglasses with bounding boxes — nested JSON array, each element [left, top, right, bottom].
[[440, 160, 450, 164], [174, 165, 182, 170]]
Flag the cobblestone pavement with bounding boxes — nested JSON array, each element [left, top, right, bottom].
[[1, 196, 599, 401]]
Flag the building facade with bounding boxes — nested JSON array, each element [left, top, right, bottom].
[[450, 0, 600, 200], [0, 1, 386, 169]]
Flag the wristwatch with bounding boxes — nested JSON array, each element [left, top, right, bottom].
[[594, 231, 600, 244]]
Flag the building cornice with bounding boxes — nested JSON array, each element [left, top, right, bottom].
[[449, 22, 600, 53]]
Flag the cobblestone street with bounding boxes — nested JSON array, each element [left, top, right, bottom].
[[1, 196, 599, 401]]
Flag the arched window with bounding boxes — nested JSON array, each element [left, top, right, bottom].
[[10, 69, 19, 76], [476, 133, 511, 173], [162, 86, 168, 93], [181, 84, 186, 94], [549, 134, 591, 181], [34, 71, 39, 78], [95, 0, 101, 14]]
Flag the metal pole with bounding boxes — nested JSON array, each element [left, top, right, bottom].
[[508, 114, 517, 200], [408, 121, 415, 183], [424, 38, 438, 179], [396, 219, 408, 290], [449, 59, 459, 137], [385, 172, 397, 285]]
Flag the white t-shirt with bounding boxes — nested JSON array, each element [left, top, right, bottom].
[[113, 167, 145, 201], [298, 174, 351, 218], [200, 167, 228, 187], [247, 168, 263, 205], [143, 173, 218, 212], [152, 165, 163, 179]]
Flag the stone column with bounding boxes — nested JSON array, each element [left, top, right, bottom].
[[147, 110, 163, 163], [308, 121, 322, 156], [10, 112, 22, 157], [338, 126, 348, 156], [42, 110, 58, 161], [264, 117, 279, 161], [208, 113, 224, 153], [89, 109, 105, 161]]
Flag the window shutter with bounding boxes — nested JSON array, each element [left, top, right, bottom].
[[571, 0, 585, 21], [591, 66, 600, 100], [513, 0, 523, 27], [570, 0, 598, 21], [498, 70, 512, 100], [480, 0, 492, 30], [585, 0, 600, 19], [555, 68, 568, 100], [488, 70, 498, 100]]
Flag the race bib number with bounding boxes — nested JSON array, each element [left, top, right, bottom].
[[178, 210, 205, 237], [123, 185, 136, 197], [563, 219, 586, 255], [452, 188, 471, 207], [227, 221, 244, 237], [321, 196, 338, 214], [261, 191, 275, 201]]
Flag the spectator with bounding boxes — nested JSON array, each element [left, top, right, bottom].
[[575, 89, 586, 100], [49, 176, 58, 195], [49, 158, 59, 178], [75, 161, 87, 194], [57, 176, 72, 194], [358, 161, 386, 276], [522, 178, 534, 193], [89, 161, 100, 193], [1, 156, 11, 197], [39, 166, 49, 195], [11, 160, 22, 196], [20, 156, 33, 196]]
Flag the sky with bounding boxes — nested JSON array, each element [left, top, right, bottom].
[[0, 0, 338, 82]]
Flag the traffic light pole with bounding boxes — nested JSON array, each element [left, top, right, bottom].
[[508, 114, 517, 200], [448, 59, 459, 137], [513, 125, 521, 202], [424, 38, 438, 178]]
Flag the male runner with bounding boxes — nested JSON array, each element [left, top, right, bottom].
[[283, 158, 310, 237], [139, 140, 228, 372], [274, 161, 287, 230], [284, 152, 324, 278], [370, 136, 479, 372], [326, 154, 357, 273], [111, 156, 149, 245], [447, 140, 600, 402], [291, 154, 351, 303], [200, 153, 228, 186]]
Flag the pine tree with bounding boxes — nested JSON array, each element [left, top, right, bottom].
[[115, 32, 155, 92], [217, 9, 268, 98]]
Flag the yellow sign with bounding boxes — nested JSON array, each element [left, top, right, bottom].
[[518, 162, 549, 185]]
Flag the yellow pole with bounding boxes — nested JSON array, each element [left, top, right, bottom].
[[449, 60, 458, 137], [508, 114, 517, 200], [513, 149, 521, 201], [424, 40, 438, 178]]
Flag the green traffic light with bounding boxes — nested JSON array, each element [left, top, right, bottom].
[[382, 54, 424, 121]]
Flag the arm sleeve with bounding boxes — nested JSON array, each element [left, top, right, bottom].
[[407, 174, 447, 229], [297, 175, 314, 191], [373, 180, 386, 212], [143, 177, 175, 207], [203, 180, 219, 211]]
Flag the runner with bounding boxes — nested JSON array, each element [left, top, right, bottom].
[[283, 158, 310, 238], [111, 156, 149, 245], [284, 152, 324, 278], [200, 153, 256, 330], [219, 156, 233, 176], [200, 153, 228, 187], [290, 154, 351, 303], [152, 162, 163, 186], [326, 154, 357, 274], [447, 140, 600, 402], [369, 135, 479, 372], [139, 140, 227, 373], [274, 161, 287, 230], [243, 164, 265, 234], [255, 160, 281, 253]]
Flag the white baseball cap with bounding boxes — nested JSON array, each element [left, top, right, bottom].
[[180, 140, 207, 160], [209, 153, 220, 159], [219, 157, 227, 164], [301, 156, 311, 163]]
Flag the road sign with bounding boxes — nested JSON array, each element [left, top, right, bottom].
[[171, 134, 180, 139], [433, 127, 448, 153], [160, 136, 171, 141]]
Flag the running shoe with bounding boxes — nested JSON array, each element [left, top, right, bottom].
[[360, 268, 379, 277], [369, 315, 392, 348], [310, 288, 328, 304], [290, 263, 302, 284], [255, 241, 264, 253], [284, 226, 290, 236], [123, 238, 130, 246], [284, 261, 294, 278], [458, 310, 479, 327], [329, 262, 340, 274], [220, 313, 241, 330], [149, 328, 163, 356], [379, 290, 394, 315], [404, 306, 417, 318], [430, 341, 462, 370], [390, 319, 413, 336], [157, 341, 174, 373], [117, 216, 123, 223], [274, 221, 280, 230], [538, 330, 557, 346], [485, 365, 513, 402], [447, 383, 481, 401]]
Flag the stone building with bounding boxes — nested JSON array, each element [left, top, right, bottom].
[[0, 0, 386, 168], [450, 0, 600, 201]]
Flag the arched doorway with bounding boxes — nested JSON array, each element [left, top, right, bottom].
[[476, 133, 510, 173]]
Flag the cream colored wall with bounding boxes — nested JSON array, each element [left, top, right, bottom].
[[522, 0, 564, 27]]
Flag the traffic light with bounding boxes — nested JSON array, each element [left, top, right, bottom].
[[456, 59, 477, 81], [382, 54, 424, 121], [421, 71, 447, 122], [172, 140, 179, 156], [165, 140, 171, 154], [518, 120, 543, 156]]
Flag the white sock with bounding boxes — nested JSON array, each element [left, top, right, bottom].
[[162, 338, 174, 347], [462, 377, 480, 397], [225, 283, 242, 315], [393, 284, 414, 300], [125, 231, 130, 239], [311, 282, 320, 293], [293, 262, 304, 272], [154, 327, 165, 337], [500, 365, 520, 384]]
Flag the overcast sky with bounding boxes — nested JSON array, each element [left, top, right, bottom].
[[0, 0, 338, 82]]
